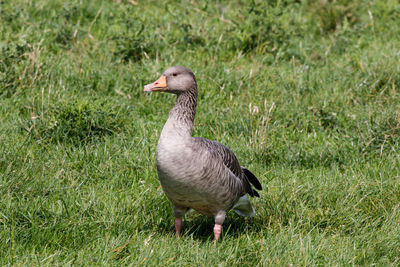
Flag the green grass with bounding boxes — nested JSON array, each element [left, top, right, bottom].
[[1, 0, 400, 265]]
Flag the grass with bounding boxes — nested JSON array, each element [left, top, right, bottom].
[[1, 0, 400, 265]]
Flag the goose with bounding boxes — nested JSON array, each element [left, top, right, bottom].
[[144, 66, 262, 245]]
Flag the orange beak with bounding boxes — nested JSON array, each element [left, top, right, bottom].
[[144, 75, 167, 92]]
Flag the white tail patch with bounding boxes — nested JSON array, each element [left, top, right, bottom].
[[233, 195, 255, 217]]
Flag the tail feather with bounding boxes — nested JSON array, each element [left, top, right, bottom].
[[243, 168, 262, 190], [247, 188, 260, 197], [233, 195, 255, 217]]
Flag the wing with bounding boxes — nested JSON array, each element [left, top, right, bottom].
[[193, 137, 261, 197]]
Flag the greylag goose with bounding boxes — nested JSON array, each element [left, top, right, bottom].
[[144, 66, 262, 245]]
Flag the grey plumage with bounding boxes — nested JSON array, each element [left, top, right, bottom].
[[144, 66, 262, 243]]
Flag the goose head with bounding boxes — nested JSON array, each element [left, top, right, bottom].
[[144, 66, 196, 94]]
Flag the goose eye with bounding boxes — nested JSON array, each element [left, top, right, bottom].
[[172, 73, 177, 77]]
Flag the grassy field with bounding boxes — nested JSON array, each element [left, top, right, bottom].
[[1, 0, 400, 265]]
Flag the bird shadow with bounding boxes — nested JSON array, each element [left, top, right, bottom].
[[153, 211, 266, 243]]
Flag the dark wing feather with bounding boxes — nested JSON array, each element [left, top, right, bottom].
[[242, 168, 262, 190]]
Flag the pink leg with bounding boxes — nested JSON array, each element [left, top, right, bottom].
[[213, 224, 222, 246], [175, 217, 182, 237]]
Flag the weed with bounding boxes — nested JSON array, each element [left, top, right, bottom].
[[26, 98, 125, 144]]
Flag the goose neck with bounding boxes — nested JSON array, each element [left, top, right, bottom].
[[163, 89, 197, 137]]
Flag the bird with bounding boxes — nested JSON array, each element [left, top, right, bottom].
[[144, 66, 262, 245]]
